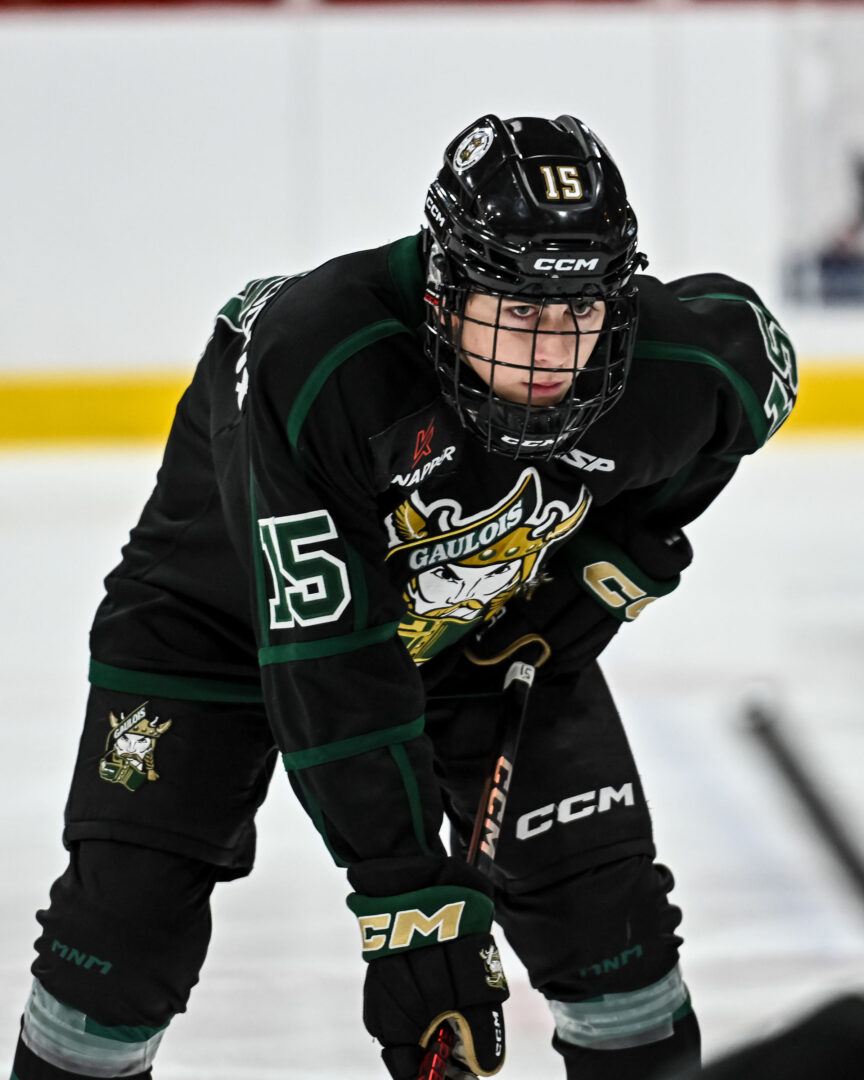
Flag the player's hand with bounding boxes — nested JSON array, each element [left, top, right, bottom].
[[361, 931, 508, 1079], [347, 858, 509, 1079]]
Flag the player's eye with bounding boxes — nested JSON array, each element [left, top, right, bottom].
[[506, 304, 539, 320], [571, 301, 596, 319]]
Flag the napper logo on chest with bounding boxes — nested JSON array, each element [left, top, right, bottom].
[[390, 444, 456, 489], [389, 417, 457, 488], [384, 468, 591, 664]]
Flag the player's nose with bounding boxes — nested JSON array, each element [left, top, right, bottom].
[[533, 314, 577, 368]]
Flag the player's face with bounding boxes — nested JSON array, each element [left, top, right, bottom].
[[459, 292, 606, 405]]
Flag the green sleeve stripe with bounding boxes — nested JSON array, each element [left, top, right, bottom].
[[258, 620, 400, 666], [638, 453, 741, 516], [292, 772, 349, 867], [343, 541, 369, 632], [281, 714, 424, 771], [389, 742, 433, 856], [88, 659, 264, 703], [249, 462, 271, 648], [637, 458, 698, 515], [286, 319, 408, 450], [634, 339, 768, 445]]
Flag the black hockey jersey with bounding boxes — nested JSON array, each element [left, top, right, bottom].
[[88, 232, 797, 867]]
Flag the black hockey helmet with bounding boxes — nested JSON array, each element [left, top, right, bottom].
[[423, 113, 647, 459]]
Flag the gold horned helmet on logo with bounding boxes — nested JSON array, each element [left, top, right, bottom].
[[390, 470, 590, 604]]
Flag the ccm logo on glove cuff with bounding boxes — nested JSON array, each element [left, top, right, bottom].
[[347, 885, 494, 960]]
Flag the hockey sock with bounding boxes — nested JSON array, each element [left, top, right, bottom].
[[13, 980, 165, 1080], [12, 1027, 152, 1080], [553, 1009, 701, 1080]]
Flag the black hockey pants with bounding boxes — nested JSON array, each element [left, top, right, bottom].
[[22, 662, 697, 1077]]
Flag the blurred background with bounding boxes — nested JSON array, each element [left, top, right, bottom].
[[1, 1, 862, 1077]]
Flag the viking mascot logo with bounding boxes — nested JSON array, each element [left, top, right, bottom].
[[480, 943, 508, 991], [385, 468, 591, 664], [98, 701, 172, 792]]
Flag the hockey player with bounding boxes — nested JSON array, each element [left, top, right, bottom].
[[10, 113, 797, 1080]]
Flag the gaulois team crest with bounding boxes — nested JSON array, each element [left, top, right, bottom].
[[385, 467, 591, 664], [98, 701, 172, 791], [480, 943, 507, 990]]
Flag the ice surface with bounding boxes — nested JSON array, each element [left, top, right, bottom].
[[1, 441, 862, 1077]]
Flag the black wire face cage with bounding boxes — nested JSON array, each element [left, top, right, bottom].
[[425, 283, 639, 460]]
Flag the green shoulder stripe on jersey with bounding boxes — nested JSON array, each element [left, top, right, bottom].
[[634, 340, 768, 445], [387, 233, 426, 328], [216, 275, 293, 334], [565, 532, 680, 622], [258, 620, 400, 666], [680, 292, 799, 437], [89, 659, 263, 703], [282, 714, 424, 771], [678, 291, 777, 321], [389, 742, 433, 856], [347, 885, 494, 961], [286, 319, 409, 450]]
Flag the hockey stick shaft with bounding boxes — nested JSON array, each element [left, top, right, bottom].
[[467, 660, 534, 874], [417, 638, 549, 1080]]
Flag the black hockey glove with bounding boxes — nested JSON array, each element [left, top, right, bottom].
[[347, 857, 509, 1080]]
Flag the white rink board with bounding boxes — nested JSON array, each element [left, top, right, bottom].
[[1, 4, 863, 371], [1, 441, 863, 1077]]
